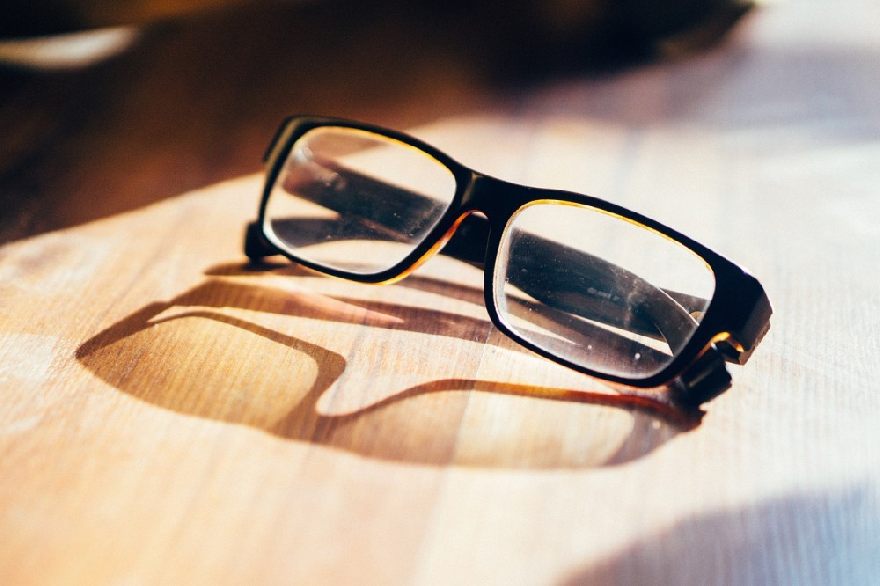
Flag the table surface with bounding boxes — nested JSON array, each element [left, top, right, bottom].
[[2, 1, 879, 584]]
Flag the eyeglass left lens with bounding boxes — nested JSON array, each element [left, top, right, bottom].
[[494, 202, 716, 379], [264, 126, 457, 275]]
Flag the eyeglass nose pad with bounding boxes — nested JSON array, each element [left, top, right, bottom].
[[438, 213, 491, 270]]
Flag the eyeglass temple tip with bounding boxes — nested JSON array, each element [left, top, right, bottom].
[[244, 221, 276, 262]]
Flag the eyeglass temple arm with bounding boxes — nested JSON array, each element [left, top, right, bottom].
[[244, 172, 698, 347], [441, 214, 697, 338], [249, 155, 775, 355], [437, 215, 769, 367]]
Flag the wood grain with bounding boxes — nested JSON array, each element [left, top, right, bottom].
[[2, 1, 880, 584]]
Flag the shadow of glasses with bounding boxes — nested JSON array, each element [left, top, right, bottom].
[[75, 263, 703, 469], [206, 261, 705, 428]]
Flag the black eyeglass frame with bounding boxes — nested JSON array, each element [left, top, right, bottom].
[[245, 115, 772, 405]]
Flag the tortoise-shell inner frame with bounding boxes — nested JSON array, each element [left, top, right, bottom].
[[245, 115, 772, 406]]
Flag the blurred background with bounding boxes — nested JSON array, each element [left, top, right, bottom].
[[0, 0, 751, 244]]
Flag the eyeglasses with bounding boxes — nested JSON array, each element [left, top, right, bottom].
[[244, 116, 772, 406]]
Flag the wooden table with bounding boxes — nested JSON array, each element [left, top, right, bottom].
[[2, 1, 879, 583]]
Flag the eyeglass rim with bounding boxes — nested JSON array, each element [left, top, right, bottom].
[[252, 115, 772, 396]]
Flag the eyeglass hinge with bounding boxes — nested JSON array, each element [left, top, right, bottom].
[[670, 344, 732, 407]]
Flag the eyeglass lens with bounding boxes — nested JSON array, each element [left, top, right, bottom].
[[264, 126, 457, 274], [494, 203, 716, 378]]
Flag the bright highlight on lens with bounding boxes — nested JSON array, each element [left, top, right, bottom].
[[264, 126, 457, 274], [494, 202, 716, 378]]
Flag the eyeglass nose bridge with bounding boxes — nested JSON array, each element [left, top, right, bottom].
[[433, 173, 536, 281], [459, 173, 538, 221]]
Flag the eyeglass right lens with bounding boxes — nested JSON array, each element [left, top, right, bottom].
[[494, 202, 716, 379], [264, 126, 458, 275]]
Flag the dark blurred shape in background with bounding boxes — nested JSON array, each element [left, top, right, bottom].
[[0, 0, 751, 244], [2, 0, 751, 67]]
